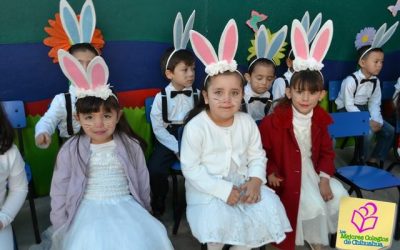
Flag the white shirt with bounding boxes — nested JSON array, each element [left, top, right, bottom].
[[181, 111, 267, 205], [150, 83, 199, 153], [243, 84, 271, 121], [393, 77, 400, 105], [0, 145, 28, 228], [35, 85, 81, 138], [272, 70, 293, 100], [335, 70, 383, 124]]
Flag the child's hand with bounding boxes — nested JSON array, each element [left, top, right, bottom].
[[268, 173, 283, 188], [35, 133, 51, 149], [319, 177, 333, 202], [227, 186, 241, 206], [370, 120, 382, 132], [240, 177, 262, 204]]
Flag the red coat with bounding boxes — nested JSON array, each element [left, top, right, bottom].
[[259, 104, 335, 250]]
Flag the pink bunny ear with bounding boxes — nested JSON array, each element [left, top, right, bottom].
[[218, 19, 238, 63], [87, 56, 109, 89], [189, 30, 218, 66], [310, 20, 333, 63], [57, 49, 90, 89], [291, 19, 309, 60]]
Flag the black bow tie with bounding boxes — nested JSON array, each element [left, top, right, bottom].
[[170, 90, 192, 98], [248, 96, 271, 104], [360, 78, 377, 84]]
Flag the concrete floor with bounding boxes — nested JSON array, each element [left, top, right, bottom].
[[12, 147, 400, 250]]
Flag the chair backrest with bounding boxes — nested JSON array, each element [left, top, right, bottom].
[[381, 81, 396, 101], [328, 111, 370, 138], [1, 100, 26, 129], [145, 96, 155, 124], [328, 80, 342, 101]]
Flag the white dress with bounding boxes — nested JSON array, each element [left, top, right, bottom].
[[52, 141, 173, 250], [292, 108, 348, 246]]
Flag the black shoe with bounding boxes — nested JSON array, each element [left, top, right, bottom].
[[151, 197, 166, 216]]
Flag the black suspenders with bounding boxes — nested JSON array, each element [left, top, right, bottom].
[[350, 73, 377, 97], [160, 87, 199, 124], [64, 93, 74, 136]]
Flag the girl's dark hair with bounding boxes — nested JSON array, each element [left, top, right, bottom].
[[276, 70, 324, 107], [185, 71, 245, 124], [0, 104, 14, 154], [68, 43, 99, 56], [357, 45, 384, 61], [160, 47, 195, 78], [247, 57, 276, 75]]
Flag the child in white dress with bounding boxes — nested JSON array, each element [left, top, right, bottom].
[[181, 19, 291, 250]]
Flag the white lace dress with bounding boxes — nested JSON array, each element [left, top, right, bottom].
[[292, 108, 348, 246], [52, 141, 173, 250]]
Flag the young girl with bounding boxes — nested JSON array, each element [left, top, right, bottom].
[[49, 50, 173, 250], [0, 104, 28, 250], [181, 20, 291, 250], [259, 19, 348, 250]]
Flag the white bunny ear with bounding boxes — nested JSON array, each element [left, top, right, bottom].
[[180, 10, 196, 50], [87, 56, 109, 89], [308, 13, 322, 42], [60, 0, 81, 44], [190, 30, 218, 66], [218, 19, 238, 63], [266, 25, 287, 61], [255, 25, 268, 59], [291, 19, 309, 60], [80, 0, 96, 43], [173, 12, 183, 49], [310, 20, 333, 63], [371, 23, 387, 48], [57, 49, 90, 89], [301, 11, 310, 32], [374, 21, 399, 48]]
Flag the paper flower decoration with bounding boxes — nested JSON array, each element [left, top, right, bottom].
[[247, 28, 287, 66], [246, 10, 268, 32], [354, 27, 376, 50], [43, 13, 105, 63]]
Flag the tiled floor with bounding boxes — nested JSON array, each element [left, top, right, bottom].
[[12, 147, 400, 250]]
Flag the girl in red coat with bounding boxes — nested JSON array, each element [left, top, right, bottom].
[[259, 18, 348, 250]]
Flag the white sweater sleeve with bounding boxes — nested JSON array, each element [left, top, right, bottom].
[[368, 79, 383, 124], [35, 94, 67, 138]]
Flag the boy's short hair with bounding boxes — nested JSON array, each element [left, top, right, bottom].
[[160, 47, 195, 78], [68, 43, 99, 56], [247, 57, 276, 75], [357, 45, 384, 61]]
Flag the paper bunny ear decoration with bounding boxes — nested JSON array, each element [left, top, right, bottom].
[[58, 49, 114, 100], [190, 19, 239, 76], [300, 11, 322, 44], [355, 22, 399, 59], [165, 11, 196, 69], [249, 24, 287, 68], [291, 18, 333, 72], [60, 0, 96, 45]]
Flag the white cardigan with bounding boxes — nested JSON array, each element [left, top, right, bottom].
[[181, 111, 267, 205]]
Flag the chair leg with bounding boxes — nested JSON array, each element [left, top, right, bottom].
[[329, 233, 337, 248], [395, 187, 400, 240], [259, 245, 266, 250], [200, 243, 207, 250], [353, 187, 363, 198], [172, 173, 179, 234], [28, 184, 41, 243], [387, 162, 400, 172], [12, 227, 18, 250]]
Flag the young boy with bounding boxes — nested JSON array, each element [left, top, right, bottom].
[[272, 48, 294, 101], [148, 48, 198, 216], [35, 43, 98, 148]]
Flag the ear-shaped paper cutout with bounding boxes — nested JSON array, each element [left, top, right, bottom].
[[291, 19, 309, 60], [218, 19, 238, 63], [301, 11, 310, 32], [87, 56, 109, 89], [255, 25, 268, 59], [308, 13, 322, 42], [181, 11, 195, 50], [58, 49, 90, 89], [310, 20, 333, 63], [80, 0, 96, 43], [173, 12, 183, 49], [266, 25, 287, 61], [60, 0, 81, 44], [374, 21, 399, 48], [372, 23, 387, 49], [190, 31, 218, 66]]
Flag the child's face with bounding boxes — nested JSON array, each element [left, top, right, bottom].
[[71, 50, 97, 70], [359, 51, 384, 77], [286, 87, 325, 115], [166, 62, 195, 90], [76, 105, 121, 144], [245, 64, 275, 94], [203, 74, 243, 126]]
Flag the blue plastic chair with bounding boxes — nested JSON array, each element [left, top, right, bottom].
[[328, 80, 342, 112], [329, 111, 400, 240], [381, 81, 396, 101], [1, 100, 41, 243]]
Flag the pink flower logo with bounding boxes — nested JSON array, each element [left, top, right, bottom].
[[351, 202, 378, 233]]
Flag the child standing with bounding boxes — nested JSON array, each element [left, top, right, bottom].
[[148, 11, 198, 216], [260, 19, 348, 250], [335, 22, 398, 166], [35, 0, 103, 148], [181, 20, 291, 250], [50, 50, 173, 250], [243, 24, 287, 120], [0, 104, 28, 250]]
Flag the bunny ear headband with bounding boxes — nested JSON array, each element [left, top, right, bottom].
[[58, 49, 115, 100], [290, 17, 333, 72], [190, 19, 240, 79], [249, 24, 287, 68], [355, 21, 399, 59], [165, 10, 196, 69]]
